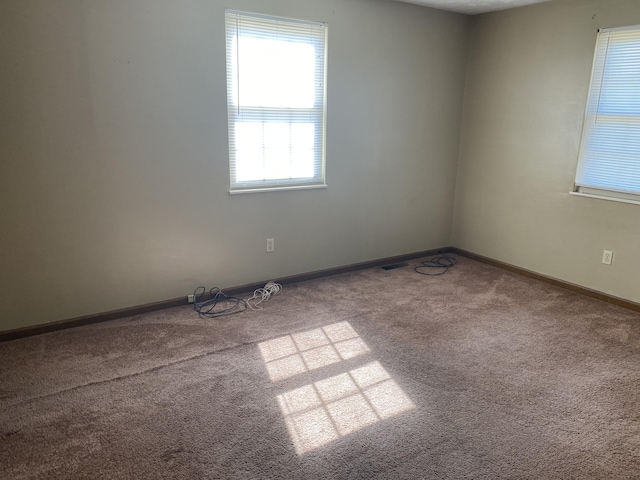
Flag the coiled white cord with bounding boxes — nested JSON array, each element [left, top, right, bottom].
[[246, 281, 282, 310]]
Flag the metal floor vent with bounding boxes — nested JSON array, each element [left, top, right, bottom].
[[380, 262, 408, 271]]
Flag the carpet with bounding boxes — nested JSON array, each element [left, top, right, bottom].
[[1, 255, 639, 479]]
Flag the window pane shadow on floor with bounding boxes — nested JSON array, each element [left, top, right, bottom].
[[258, 321, 416, 455]]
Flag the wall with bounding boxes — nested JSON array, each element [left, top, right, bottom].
[[452, 0, 640, 304], [0, 0, 470, 330]]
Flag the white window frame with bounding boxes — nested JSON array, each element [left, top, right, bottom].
[[225, 10, 328, 194], [572, 24, 640, 206]]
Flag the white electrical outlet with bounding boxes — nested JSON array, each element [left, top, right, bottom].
[[266, 238, 275, 253], [602, 250, 613, 265], [187, 294, 195, 303]]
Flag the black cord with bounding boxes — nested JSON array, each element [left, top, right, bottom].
[[414, 255, 457, 276], [193, 286, 247, 318]]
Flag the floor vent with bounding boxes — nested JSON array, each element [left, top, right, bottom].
[[381, 262, 409, 271]]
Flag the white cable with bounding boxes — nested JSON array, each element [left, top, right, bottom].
[[246, 281, 282, 310]]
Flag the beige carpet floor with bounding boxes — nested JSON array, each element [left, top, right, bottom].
[[1, 255, 640, 479]]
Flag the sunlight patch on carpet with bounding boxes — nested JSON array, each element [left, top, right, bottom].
[[259, 322, 415, 455], [258, 321, 371, 382]]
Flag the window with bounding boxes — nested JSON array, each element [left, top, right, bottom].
[[574, 25, 640, 205], [225, 10, 328, 193]]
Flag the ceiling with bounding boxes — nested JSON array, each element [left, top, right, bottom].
[[393, 0, 554, 15]]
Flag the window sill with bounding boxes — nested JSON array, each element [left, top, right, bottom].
[[229, 184, 328, 195], [569, 191, 640, 206]]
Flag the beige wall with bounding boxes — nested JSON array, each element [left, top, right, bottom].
[[453, 0, 640, 303], [0, 0, 470, 330]]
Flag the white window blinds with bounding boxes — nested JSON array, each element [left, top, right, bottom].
[[575, 25, 640, 204], [225, 10, 327, 193]]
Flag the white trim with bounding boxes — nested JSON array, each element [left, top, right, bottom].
[[225, 9, 326, 28], [576, 185, 640, 198], [229, 184, 328, 195], [600, 23, 640, 34], [569, 191, 640, 206]]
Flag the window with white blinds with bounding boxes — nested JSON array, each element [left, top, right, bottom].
[[574, 25, 640, 204], [225, 10, 327, 193]]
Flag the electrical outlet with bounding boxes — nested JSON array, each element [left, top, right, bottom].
[[187, 294, 195, 303], [266, 238, 275, 253], [602, 250, 613, 265]]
